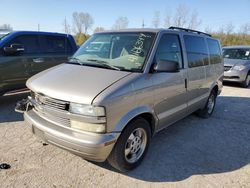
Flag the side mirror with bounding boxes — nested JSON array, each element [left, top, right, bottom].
[[153, 60, 179, 73], [4, 44, 25, 55]]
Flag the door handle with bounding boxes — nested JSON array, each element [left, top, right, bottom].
[[33, 58, 44, 63]]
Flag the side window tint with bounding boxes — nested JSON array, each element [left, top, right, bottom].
[[184, 35, 209, 67], [40, 36, 72, 54], [8, 35, 40, 54], [207, 38, 222, 64], [155, 34, 183, 68]]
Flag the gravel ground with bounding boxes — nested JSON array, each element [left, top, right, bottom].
[[0, 84, 250, 188]]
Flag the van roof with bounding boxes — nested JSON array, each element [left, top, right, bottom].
[[97, 27, 212, 37]]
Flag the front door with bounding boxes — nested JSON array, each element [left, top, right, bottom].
[[29, 35, 71, 76], [0, 34, 40, 92]]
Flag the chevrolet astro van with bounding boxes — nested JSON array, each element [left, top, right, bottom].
[[16, 27, 223, 172]]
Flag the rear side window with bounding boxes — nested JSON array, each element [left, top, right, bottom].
[[7, 35, 40, 54], [39, 35, 72, 54], [155, 34, 183, 68], [207, 39, 222, 64], [184, 35, 209, 67]]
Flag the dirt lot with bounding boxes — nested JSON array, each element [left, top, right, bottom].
[[0, 84, 250, 188]]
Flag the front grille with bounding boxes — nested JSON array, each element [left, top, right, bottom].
[[31, 92, 71, 127], [34, 92, 69, 111], [224, 66, 232, 72], [223, 76, 240, 79]]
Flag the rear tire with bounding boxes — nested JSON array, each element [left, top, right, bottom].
[[241, 73, 250, 88], [107, 117, 151, 172], [197, 90, 217, 118]]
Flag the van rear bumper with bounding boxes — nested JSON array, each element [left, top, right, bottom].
[[24, 110, 120, 162]]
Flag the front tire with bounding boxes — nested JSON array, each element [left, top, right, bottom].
[[107, 117, 151, 172], [197, 90, 217, 118], [241, 73, 250, 88]]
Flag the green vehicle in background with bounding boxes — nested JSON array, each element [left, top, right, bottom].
[[0, 31, 77, 95]]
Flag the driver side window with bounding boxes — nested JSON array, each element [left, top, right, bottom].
[[155, 34, 183, 68], [5, 35, 40, 55]]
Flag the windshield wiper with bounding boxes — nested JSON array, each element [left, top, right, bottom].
[[87, 59, 121, 71], [68, 57, 83, 65]]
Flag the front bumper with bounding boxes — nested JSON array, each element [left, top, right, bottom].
[[24, 110, 120, 162], [223, 69, 248, 83]]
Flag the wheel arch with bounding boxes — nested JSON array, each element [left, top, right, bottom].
[[112, 106, 158, 136]]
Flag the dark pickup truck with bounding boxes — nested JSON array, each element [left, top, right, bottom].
[[0, 31, 77, 95]]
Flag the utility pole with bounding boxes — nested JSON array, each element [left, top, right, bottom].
[[142, 19, 145, 28], [38, 24, 40, 31]]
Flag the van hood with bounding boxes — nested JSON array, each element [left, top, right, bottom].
[[224, 58, 250, 66], [27, 64, 131, 104]]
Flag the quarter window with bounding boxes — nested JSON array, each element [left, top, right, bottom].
[[207, 38, 222, 64], [155, 34, 183, 68], [184, 35, 209, 67]]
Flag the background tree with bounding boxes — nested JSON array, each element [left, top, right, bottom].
[[188, 11, 202, 30], [94, 27, 105, 33], [152, 11, 160, 28], [163, 4, 201, 29], [112, 17, 129, 30], [72, 12, 94, 34], [173, 4, 189, 27], [225, 22, 235, 35], [239, 23, 250, 35], [0, 24, 13, 31], [164, 13, 172, 28], [74, 33, 90, 46]]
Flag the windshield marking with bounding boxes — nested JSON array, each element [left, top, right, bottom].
[[129, 33, 151, 64]]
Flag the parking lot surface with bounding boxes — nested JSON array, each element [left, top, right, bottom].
[[0, 85, 250, 188]]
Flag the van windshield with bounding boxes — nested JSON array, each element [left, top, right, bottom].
[[223, 48, 250, 60], [71, 32, 155, 72]]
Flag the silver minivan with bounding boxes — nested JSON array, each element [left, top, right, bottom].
[[17, 27, 223, 172], [223, 46, 250, 87]]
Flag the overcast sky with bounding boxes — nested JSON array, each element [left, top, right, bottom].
[[1, 0, 249, 34]]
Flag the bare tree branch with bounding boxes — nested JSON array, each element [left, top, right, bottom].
[[174, 4, 189, 27], [164, 14, 172, 28], [0, 24, 13, 31], [188, 11, 202, 29], [225, 22, 235, 35], [113, 17, 129, 30], [94, 27, 105, 33], [239, 23, 250, 35], [152, 11, 160, 28], [72, 12, 94, 34]]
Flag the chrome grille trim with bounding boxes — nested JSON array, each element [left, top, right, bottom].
[[34, 93, 69, 111], [32, 92, 71, 127]]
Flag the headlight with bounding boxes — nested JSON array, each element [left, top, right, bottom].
[[233, 65, 245, 71], [69, 103, 105, 117]]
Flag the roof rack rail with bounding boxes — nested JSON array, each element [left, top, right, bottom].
[[168, 26, 211, 37]]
